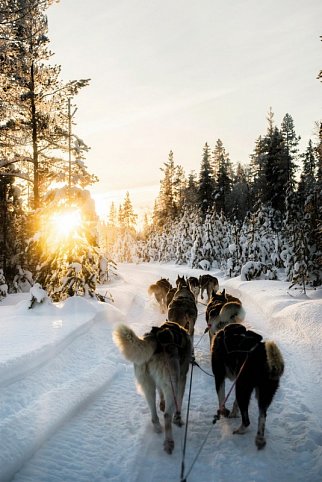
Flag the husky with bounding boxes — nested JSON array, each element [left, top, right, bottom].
[[205, 289, 245, 339], [211, 323, 284, 449], [188, 276, 200, 303], [148, 278, 172, 313], [199, 274, 219, 302], [167, 280, 198, 344], [113, 321, 192, 454]]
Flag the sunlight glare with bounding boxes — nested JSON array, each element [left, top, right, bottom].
[[50, 210, 82, 238]]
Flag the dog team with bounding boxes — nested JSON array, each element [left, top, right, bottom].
[[113, 273, 284, 454]]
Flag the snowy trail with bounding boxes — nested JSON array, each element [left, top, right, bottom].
[[1, 263, 321, 482]]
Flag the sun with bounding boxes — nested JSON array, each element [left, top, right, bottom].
[[50, 210, 82, 238]]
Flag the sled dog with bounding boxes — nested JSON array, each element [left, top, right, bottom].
[[167, 280, 198, 343], [113, 321, 192, 454], [206, 289, 245, 338], [211, 323, 284, 449], [187, 276, 200, 302], [148, 278, 172, 313], [199, 274, 219, 302]]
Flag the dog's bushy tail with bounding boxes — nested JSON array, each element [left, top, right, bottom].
[[148, 284, 158, 296], [265, 341, 284, 379], [113, 324, 156, 365]]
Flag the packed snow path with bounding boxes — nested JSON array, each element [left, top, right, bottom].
[[1, 263, 321, 482]]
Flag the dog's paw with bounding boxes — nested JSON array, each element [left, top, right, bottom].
[[218, 407, 230, 418], [173, 412, 183, 427], [255, 435, 266, 449], [153, 421, 162, 433], [164, 438, 174, 454], [229, 406, 240, 418], [233, 424, 247, 435]]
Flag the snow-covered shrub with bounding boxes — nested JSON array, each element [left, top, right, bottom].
[[12, 265, 33, 293], [28, 283, 49, 309], [241, 261, 266, 281], [0, 269, 8, 300], [199, 259, 210, 271]]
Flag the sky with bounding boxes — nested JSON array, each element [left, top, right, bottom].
[[46, 0, 322, 221], [1, 263, 322, 481]]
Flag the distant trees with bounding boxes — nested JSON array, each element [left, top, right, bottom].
[[142, 108, 321, 286]]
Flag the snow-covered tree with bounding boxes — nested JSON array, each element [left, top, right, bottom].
[[198, 143, 215, 218]]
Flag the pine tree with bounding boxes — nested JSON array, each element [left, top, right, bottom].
[[297, 140, 316, 204], [122, 191, 137, 232], [26, 187, 101, 301], [280, 113, 300, 190], [108, 202, 117, 227], [229, 163, 251, 221], [213, 139, 233, 216], [198, 142, 215, 217], [184, 171, 199, 207]]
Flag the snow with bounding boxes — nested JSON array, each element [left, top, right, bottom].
[[0, 263, 322, 482]]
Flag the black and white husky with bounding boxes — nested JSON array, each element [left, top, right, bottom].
[[211, 323, 284, 449], [113, 321, 192, 454]]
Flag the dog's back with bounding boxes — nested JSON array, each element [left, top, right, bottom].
[[168, 285, 198, 337]]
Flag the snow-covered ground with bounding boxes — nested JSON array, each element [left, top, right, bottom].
[[1, 263, 322, 482]]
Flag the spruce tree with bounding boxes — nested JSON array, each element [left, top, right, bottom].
[[280, 113, 300, 190], [213, 139, 233, 216], [198, 142, 215, 217]]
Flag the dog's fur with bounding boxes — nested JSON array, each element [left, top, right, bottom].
[[148, 278, 172, 313], [206, 289, 245, 339], [167, 280, 198, 344], [113, 321, 191, 454], [188, 276, 200, 302], [211, 323, 284, 449], [166, 287, 177, 308], [199, 274, 219, 302], [210, 288, 241, 305]]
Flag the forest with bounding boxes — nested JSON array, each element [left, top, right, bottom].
[[0, 1, 321, 307]]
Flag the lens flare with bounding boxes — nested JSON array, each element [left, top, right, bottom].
[[50, 210, 82, 238]]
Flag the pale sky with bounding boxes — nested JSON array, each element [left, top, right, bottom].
[[47, 0, 322, 221]]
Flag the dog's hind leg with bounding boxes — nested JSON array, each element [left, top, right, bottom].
[[135, 367, 162, 433], [255, 408, 267, 449], [229, 398, 240, 418], [255, 379, 279, 449], [173, 371, 188, 427], [233, 380, 252, 434], [163, 388, 176, 454], [159, 388, 165, 412]]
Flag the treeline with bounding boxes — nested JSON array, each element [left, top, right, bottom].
[[110, 110, 322, 287]]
